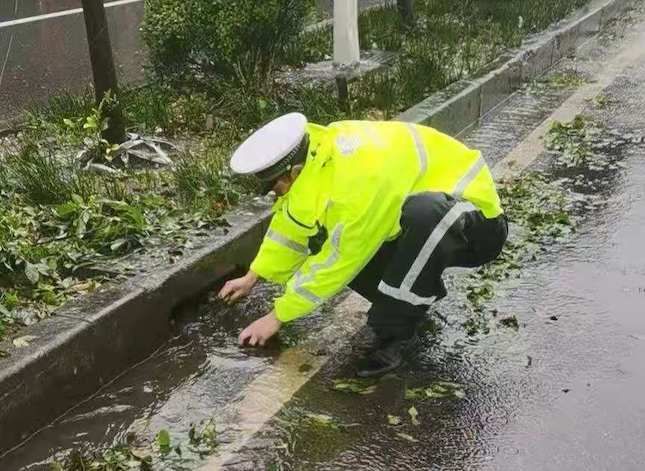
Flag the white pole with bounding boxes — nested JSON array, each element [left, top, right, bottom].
[[333, 0, 360, 68]]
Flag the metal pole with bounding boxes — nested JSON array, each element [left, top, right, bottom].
[[397, 0, 415, 28], [81, 0, 126, 144], [333, 0, 360, 68]]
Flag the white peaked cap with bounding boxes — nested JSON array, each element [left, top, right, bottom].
[[230, 113, 308, 176]]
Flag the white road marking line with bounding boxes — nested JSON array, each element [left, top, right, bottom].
[[493, 23, 645, 180], [198, 294, 369, 470], [0, 0, 19, 88], [0, 35, 14, 89], [0, 0, 142, 30]]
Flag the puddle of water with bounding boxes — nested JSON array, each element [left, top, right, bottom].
[[0, 281, 332, 470]]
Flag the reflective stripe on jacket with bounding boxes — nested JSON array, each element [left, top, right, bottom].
[[250, 120, 503, 322]]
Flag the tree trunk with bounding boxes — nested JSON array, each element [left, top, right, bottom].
[[81, 0, 126, 144], [397, 0, 415, 28]]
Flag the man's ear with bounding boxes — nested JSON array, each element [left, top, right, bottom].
[[290, 164, 304, 180]]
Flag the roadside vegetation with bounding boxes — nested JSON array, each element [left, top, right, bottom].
[[0, 0, 589, 342]]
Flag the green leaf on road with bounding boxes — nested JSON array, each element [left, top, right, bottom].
[[25, 263, 40, 285], [387, 415, 402, 426], [499, 315, 520, 330], [13, 335, 38, 348], [306, 413, 336, 427], [332, 378, 377, 395], [396, 432, 419, 443], [156, 429, 171, 454], [406, 381, 466, 401], [408, 406, 420, 426]]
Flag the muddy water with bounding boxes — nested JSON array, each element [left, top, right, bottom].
[[0, 282, 334, 470]]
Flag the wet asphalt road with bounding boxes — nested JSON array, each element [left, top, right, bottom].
[[235, 8, 645, 471], [0, 0, 145, 121], [1, 4, 645, 471], [0, 1, 104, 20]]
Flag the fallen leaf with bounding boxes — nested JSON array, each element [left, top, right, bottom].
[[130, 447, 151, 460], [396, 432, 419, 443], [453, 390, 466, 399], [156, 429, 171, 453], [24, 263, 40, 285], [405, 387, 425, 400], [436, 381, 462, 389], [306, 413, 334, 425], [359, 385, 377, 395], [12, 335, 38, 348], [305, 412, 340, 430], [0, 350, 10, 359], [332, 378, 377, 395], [387, 415, 402, 426], [299, 363, 313, 373], [408, 406, 420, 426]]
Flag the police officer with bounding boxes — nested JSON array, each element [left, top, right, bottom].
[[218, 113, 508, 377]]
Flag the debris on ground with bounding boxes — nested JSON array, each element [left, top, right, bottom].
[[499, 315, 520, 330], [396, 432, 420, 443], [332, 378, 378, 395], [408, 406, 420, 426], [387, 415, 402, 426], [405, 382, 466, 401]]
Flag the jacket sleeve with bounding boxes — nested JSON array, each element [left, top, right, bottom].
[[250, 198, 316, 285], [273, 211, 388, 323]]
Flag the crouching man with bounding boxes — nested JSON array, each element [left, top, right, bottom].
[[218, 113, 507, 377]]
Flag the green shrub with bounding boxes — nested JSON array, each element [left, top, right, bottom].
[[173, 144, 240, 213], [141, 0, 308, 80], [6, 145, 98, 205]]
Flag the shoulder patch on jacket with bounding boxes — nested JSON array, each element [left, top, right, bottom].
[[336, 135, 362, 156]]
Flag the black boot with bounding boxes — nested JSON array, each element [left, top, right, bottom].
[[355, 335, 420, 378]]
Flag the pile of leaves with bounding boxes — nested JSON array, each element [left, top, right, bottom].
[[51, 422, 218, 470], [460, 173, 575, 335], [545, 115, 597, 167]]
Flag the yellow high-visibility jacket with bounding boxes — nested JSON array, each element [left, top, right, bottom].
[[250, 121, 503, 322]]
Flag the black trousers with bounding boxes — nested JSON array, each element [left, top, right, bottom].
[[349, 192, 508, 341]]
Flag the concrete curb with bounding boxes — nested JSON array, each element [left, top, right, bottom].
[[0, 0, 634, 456], [0, 202, 272, 453], [397, 0, 633, 133]]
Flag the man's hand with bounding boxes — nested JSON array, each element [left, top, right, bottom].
[[218, 271, 258, 304], [239, 311, 282, 347]]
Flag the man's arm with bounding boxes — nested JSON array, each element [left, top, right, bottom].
[[218, 198, 313, 303]]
